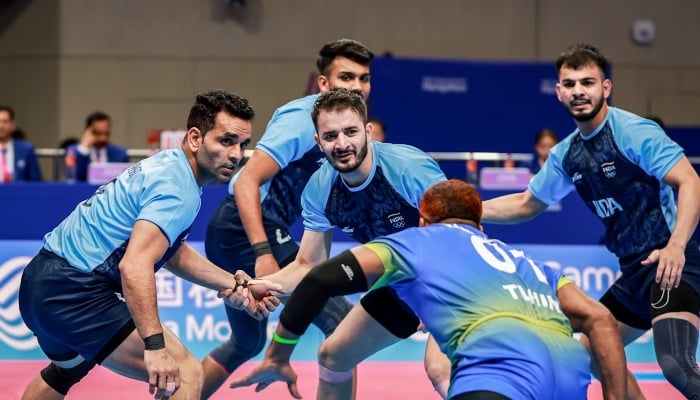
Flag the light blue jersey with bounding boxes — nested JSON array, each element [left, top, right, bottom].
[[366, 224, 590, 399], [227, 94, 325, 229], [530, 107, 684, 258], [301, 141, 446, 243], [44, 149, 202, 281]]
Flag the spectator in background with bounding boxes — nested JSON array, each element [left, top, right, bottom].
[[0, 105, 42, 182], [11, 127, 27, 141], [529, 128, 559, 175], [66, 111, 129, 182], [368, 116, 387, 142], [58, 137, 79, 150]]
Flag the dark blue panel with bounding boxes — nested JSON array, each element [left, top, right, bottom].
[[368, 57, 578, 154]]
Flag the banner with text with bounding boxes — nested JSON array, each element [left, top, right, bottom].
[[0, 240, 658, 362]]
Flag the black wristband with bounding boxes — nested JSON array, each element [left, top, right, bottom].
[[252, 241, 273, 258], [143, 333, 165, 351]]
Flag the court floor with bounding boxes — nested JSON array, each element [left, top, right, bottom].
[[0, 361, 684, 399]]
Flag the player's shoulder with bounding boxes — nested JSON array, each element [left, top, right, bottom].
[[608, 107, 658, 131], [375, 142, 432, 167], [138, 150, 197, 189], [307, 160, 340, 188], [275, 94, 319, 114]]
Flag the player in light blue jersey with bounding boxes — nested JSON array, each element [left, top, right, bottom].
[[232, 179, 628, 400], [201, 39, 374, 398], [19, 90, 281, 400], [482, 44, 700, 399], [231, 89, 447, 399]]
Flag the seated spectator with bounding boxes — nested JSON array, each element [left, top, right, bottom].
[[529, 128, 558, 174], [59, 137, 79, 150], [0, 105, 42, 182], [66, 111, 129, 182], [369, 116, 387, 142], [11, 127, 27, 141]]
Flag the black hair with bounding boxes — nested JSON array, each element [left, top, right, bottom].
[[0, 105, 15, 121], [85, 111, 111, 128], [316, 39, 374, 76], [555, 43, 609, 77], [311, 88, 367, 129], [186, 89, 255, 135]]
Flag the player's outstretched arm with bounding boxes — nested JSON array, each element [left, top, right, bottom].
[[558, 282, 628, 400], [262, 229, 334, 294], [230, 246, 385, 397], [166, 244, 282, 319], [481, 189, 549, 224]]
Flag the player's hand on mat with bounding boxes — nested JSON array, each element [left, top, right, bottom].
[[255, 253, 281, 278], [144, 348, 180, 400], [644, 241, 686, 290], [229, 359, 302, 399]]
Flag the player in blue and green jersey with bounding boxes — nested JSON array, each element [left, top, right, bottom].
[[231, 179, 627, 400]]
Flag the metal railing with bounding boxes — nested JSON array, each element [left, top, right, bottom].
[[35, 148, 700, 182]]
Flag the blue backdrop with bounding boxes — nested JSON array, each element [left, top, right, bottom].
[[369, 57, 576, 154]]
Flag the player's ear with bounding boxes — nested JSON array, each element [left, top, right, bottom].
[[185, 127, 202, 152], [317, 74, 330, 92], [419, 217, 427, 227]]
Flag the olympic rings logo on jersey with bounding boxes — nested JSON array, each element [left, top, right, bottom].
[[388, 213, 406, 229], [0, 256, 39, 351]]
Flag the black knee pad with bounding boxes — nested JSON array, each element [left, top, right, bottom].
[[40, 361, 95, 395], [653, 318, 700, 396], [360, 286, 419, 339]]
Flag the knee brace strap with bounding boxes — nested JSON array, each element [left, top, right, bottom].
[[40, 361, 95, 395], [318, 365, 353, 384]]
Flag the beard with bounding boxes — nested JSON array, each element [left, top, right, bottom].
[[330, 141, 369, 173], [567, 95, 605, 122]]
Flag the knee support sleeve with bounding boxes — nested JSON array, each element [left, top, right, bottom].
[[360, 285, 420, 339], [318, 365, 353, 384], [40, 361, 95, 395], [210, 313, 268, 373], [653, 318, 700, 396]]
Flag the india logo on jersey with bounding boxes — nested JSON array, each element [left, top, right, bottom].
[[388, 212, 405, 228], [0, 256, 39, 351], [601, 161, 616, 178]]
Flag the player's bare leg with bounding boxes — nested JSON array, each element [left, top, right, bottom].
[[316, 303, 402, 400]]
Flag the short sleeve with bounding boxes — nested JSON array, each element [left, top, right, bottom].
[[301, 169, 334, 232], [528, 139, 575, 205], [614, 119, 684, 180], [255, 98, 318, 170], [137, 175, 200, 245]]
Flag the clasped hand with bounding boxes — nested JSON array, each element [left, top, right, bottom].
[[218, 270, 283, 320]]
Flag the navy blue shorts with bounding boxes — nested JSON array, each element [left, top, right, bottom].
[[19, 249, 135, 363], [600, 240, 700, 330], [205, 195, 299, 275]]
